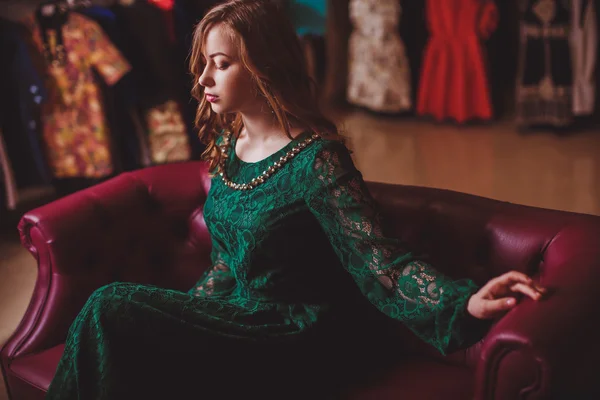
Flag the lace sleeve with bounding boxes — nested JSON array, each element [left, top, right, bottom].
[[191, 239, 235, 298], [305, 141, 490, 355]]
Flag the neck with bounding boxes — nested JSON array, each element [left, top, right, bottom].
[[238, 96, 307, 143], [239, 110, 284, 143]]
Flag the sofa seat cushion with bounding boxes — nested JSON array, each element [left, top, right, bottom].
[[8, 346, 473, 399], [10, 344, 64, 393], [346, 357, 474, 400]]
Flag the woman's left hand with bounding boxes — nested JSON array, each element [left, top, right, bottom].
[[467, 270, 548, 320]]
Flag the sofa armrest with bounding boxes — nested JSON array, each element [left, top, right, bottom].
[[1, 161, 211, 361], [474, 224, 600, 400]]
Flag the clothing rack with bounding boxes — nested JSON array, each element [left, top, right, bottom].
[[1, 0, 200, 212]]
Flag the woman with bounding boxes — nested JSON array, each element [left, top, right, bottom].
[[46, 1, 547, 399]]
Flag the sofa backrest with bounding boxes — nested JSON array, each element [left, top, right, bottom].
[[367, 181, 600, 364], [368, 181, 600, 285]]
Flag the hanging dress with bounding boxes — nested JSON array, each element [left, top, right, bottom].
[[516, 0, 573, 127], [112, 0, 192, 164], [346, 0, 412, 113], [417, 0, 498, 123], [22, 12, 131, 178], [570, 0, 598, 116]]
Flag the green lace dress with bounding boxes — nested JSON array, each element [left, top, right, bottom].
[[46, 131, 489, 399]]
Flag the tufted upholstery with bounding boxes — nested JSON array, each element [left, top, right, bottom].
[[2, 161, 600, 399]]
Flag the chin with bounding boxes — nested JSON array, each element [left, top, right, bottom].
[[210, 103, 232, 114]]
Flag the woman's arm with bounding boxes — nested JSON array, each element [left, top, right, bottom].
[[305, 140, 491, 355], [191, 239, 235, 297]]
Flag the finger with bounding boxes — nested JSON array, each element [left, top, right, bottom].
[[482, 297, 518, 316], [509, 283, 543, 301], [482, 270, 533, 293], [532, 282, 548, 294], [496, 270, 534, 286]]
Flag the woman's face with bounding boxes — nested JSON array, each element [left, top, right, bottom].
[[198, 24, 258, 115]]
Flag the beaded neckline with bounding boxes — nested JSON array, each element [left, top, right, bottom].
[[218, 130, 321, 191]]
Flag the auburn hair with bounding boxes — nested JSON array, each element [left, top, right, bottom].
[[189, 0, 342, 174]]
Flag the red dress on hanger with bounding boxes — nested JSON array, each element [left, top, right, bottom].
[[417, 0, 498, 123]]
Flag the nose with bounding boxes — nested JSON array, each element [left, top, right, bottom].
[[198, 66, 213, 88]]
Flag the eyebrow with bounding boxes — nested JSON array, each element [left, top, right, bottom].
[[208, 52, 230, 58]]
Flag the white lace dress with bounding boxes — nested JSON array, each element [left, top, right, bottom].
[[346, 0, 412, 113]]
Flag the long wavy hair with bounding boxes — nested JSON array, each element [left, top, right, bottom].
[[189, 0, 342, 173]]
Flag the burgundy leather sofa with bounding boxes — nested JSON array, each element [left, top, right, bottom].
[[2, 161, 600, 399]]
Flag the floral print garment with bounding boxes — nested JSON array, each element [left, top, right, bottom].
[[347, 0, 412, 113], [145, 100, 191, 164], [24, 13, 131, 178]]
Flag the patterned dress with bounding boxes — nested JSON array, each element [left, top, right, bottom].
[[23, 13, 131, 178], [516, 0, 573, 127], [46, 132, 490, 399], [145, 100, 191, 164], [347, 0, 412, 113]]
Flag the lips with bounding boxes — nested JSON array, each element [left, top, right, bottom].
[[206, 94, 219, 103]]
